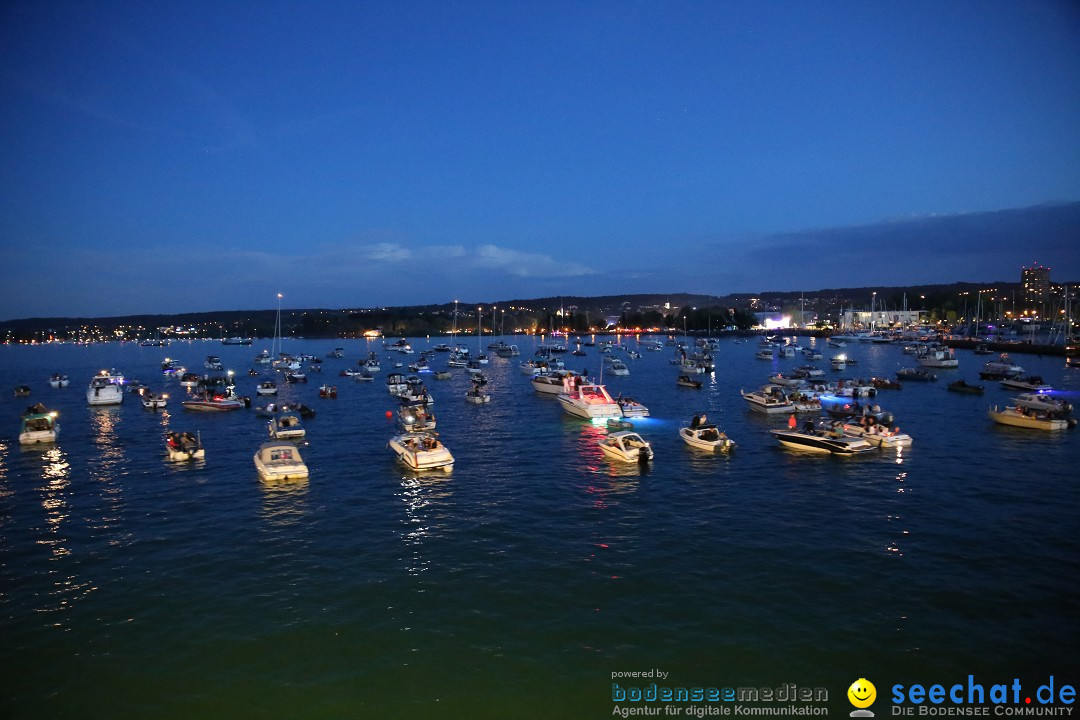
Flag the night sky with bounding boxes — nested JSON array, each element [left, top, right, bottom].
[[2, 1, 1078, 319]]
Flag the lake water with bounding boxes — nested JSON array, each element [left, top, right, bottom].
[[2, 336, 1078, 718]]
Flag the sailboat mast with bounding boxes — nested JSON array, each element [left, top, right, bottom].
[[273, 293, 282, 357]]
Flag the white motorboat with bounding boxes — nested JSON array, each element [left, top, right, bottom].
[[917, 346, 959, 369], [557, 379, 623, 419], [770, 426, 876, 455], [49, 373, 70, 388], [388, 432, 454, 472], [755, 348, 775, 360], [140, 390, 168, 410], [839, 421, 912, 448], [1014, 392, 1072, 414], [830, 355, 847, 371], [269, 412, 306, 439], [679, 417, 735, 453], [204, 355, 224, 370], [778, 345, 796, 358], [400, 378, 434, 405], [254, 441, 309, 480], [802, 348, 823, 360], [272, 356, 301, 371], [254, 350, 273, 365], [166, 431, 204, 462], [398, 401, 436, 431], [161, 359, 185, 376], [980, 354, 1024, 380], [792, 366, 825, 379], [327, 348, 345, 359], [19, 410, 59, 445], [465, 377, 491, 404], [740, 386, 795, 414], [615, 396, 650, 418], [182, 393, 245, 411], [385, 338, 414, 354], [87, 370, 124, 405], [598, 430, 654, 464], [826, 338, 846, 348], [386, 373, 408, 394], [676, 374, 703, 389], [284, 371, 307, 383], [606, 359, 630, 376], [256, 380, 278, 395], [179, 372, 200, 387], [768, 373, 805, 387], [531, 371, 573, 395], [362, 354, 381, 372]]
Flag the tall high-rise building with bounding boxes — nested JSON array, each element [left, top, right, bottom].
[[1021, 263, 1051, 306]]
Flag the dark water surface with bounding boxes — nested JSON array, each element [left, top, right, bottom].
[[2, 337, 1078, 718]]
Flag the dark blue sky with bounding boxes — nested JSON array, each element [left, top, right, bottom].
[[2, 0, 1079, 318]]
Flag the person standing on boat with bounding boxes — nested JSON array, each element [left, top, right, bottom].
[[787, 414, 797, 429]]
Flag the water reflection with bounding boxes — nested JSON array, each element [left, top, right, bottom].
[[88, 406, 125, 531], [33, 445, 95, 626], [397, 473, 452, 576], [259, 476, 310, 528]]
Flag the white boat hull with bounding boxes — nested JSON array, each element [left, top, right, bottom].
[[740, 391, 795, 414], [254, 443, 309, 480], [389, 434, 454, 471], [87, 387, 124, 405], [557, 395, 622, 419], [531, 376, 566, 394], [679, 426, 734, 453], [19, 428, 59, 444], [841, 424, 912, 448], [770, 429, 875, 454], [167, 446, 205, 462]]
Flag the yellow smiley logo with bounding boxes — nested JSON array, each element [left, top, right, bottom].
[[848, 678, 876, 709]]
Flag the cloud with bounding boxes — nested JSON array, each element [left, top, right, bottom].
[[474, 244, 594, 277], [364, 243, 412, 262]]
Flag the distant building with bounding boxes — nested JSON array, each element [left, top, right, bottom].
[[841, 310, 923, 329], [1021, 264, 1051, 305]]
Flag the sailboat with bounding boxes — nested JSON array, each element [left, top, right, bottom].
[[255, 294, 281, 365], [270, 294, 299, 370], [475, 306, 488, 364]]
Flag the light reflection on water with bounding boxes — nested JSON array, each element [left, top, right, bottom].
[[397, 473, 452, 577], [258, 476, 310, 528]]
